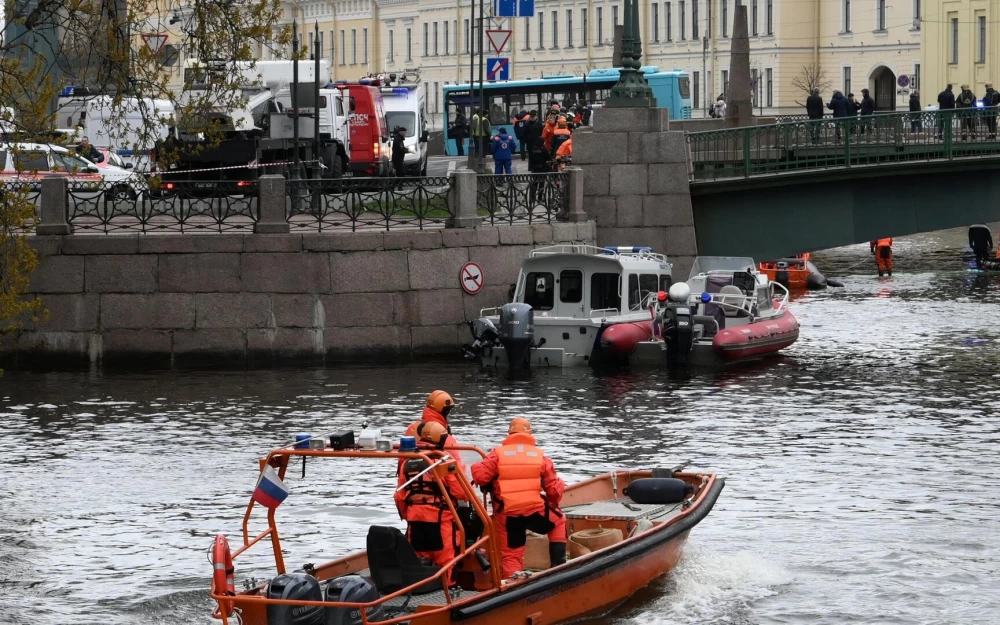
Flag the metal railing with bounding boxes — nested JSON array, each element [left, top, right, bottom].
[[286, 176, 453, 231], [67, 179, 258, 233], [0, 181, 41, 210], [476, 172, 568, 225], [688, 109, 1000, 182]]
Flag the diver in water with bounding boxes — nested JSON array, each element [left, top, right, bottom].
[[968, 224, 993, 269]]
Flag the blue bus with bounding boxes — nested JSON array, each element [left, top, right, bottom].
[[442, 66, 691, 156]]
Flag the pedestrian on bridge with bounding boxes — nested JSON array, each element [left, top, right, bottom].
[[956, 85, 977, 141], [806, 88, 824, 142], [909, 90, 922, 134], [983, 83, 1000, 138], [859, 89, 876, 137], [937, 84, 956, 138], [827, 90, 849, 139]]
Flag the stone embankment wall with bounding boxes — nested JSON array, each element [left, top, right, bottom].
[[2, 223, 595, 367]]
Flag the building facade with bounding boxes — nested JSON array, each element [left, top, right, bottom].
[[923, 0, 998, 100], [261, 0, 922, 118]]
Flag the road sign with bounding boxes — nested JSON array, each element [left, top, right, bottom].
[[142, 33, 168, 55], [486, 30, 512, 54], [494, 0, 534, 17], [897, 75, 910, 88], [460, 262, 484, 295], [487, 58, 510, 81]]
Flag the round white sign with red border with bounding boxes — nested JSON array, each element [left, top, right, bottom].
[[460, 262, 484, 295]]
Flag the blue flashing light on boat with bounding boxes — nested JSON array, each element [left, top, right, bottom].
[[701, 293, 712, 303], [359, 78, 371, 85], [294, 434, 311, 449], [399, 436, 417, 452]]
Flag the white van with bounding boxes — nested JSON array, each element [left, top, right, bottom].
[[85, 96, 175, 172], [380, 83, 429, 175]]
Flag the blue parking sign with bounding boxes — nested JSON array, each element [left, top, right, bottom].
[[494, 0, 533, 17]]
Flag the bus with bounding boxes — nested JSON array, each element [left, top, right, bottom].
[[441, 66, 691, 156]]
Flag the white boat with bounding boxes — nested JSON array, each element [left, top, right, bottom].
[[466, 245, 673, 368], [623, 256, 799, 367]]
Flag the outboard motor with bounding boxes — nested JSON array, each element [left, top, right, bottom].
[[267, 572, 325, 625], [325, 575, 383, 625], [463, 317, 500, 358], [498, 303, 534, 369], [661, 283, 694, 365], [773, 260, 791, 290]]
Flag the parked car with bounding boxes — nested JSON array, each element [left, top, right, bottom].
[[0, 142, 143, 200]]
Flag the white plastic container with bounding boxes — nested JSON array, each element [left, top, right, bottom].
[[358, 428, 382, 451]]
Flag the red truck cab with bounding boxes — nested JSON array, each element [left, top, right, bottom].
[[340, 83, 391, 177]]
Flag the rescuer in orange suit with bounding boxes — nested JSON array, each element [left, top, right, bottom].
[[870, 237, 894, 277], [405, 390, 459, 442], [470, 417, 567, 578], [541, 110, 558, 152], [394, 421, 469, 568]]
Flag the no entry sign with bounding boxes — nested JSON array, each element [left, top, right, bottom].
[[460, 262, 484, 295]]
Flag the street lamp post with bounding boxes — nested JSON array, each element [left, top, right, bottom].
[[606, 0, 656, 108]]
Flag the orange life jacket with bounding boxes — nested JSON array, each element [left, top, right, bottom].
[[875, 237, 892, 248], [400, 451, 449, 522], [496, 440, 544, 513]]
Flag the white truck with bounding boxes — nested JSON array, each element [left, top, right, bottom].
[[378, 80, 429, 176], [84, 96, 175, 172]]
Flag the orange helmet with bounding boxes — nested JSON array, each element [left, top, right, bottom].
[[508, 416, 532, 435], [416, 421, 448, 448], [426, 390, 455, 417]]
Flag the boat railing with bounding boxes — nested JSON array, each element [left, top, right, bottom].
[[530, 244, 670, 264], [479, 306, 501, 317], [213, 446, 502, 625], [692, 292, 756, 317], [769, 280, 790, 313]]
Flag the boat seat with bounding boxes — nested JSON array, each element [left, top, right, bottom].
[[717, 285, 746, 317], [366, 526, 443, 595]]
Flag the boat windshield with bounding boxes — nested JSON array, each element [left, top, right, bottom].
[[688, 256, 756, 279]]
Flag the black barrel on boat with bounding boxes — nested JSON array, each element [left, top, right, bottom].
[[266, 572, 325, 625], [499, 303, 534, 369], [624, 478, 694, 504]]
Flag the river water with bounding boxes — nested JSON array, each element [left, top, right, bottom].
[[2, 227, 1000, 625]]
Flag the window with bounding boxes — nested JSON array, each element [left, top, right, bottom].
[[876, 0, 886, 31], [319, 32, 324, 59], [597, 7, 604, 45], [567, 10, 573, 47], [660, 275, 673, 292], [582, 8, 588, 46], [434, 82, 439, 113], [752, 68, 760, 107], [628, 275, 660, 309], [560, 270, 583, 303], [552, 11, 558, 48], [444, 21, 449, 55], [351, 29, 357, 64], [843, 0, 851, 32], [692, 0, 698, 39], [525, 272, 555, 311], [14, 151, 48, 171], [339, 30, 345, 65], [913, 0, 920, 29], [309, 32, 315, 59], [613, 5, 619, 28], [722, 69, 729, 98], [453, 21, 457, 53], [914, 63, 920, 90], [693, 70, 700, 108], [433, 22, 438, 56], [766, 0, 772, 34], [843, 66, 852, 97], [680, 1, 685, 39], [766, 67, 773, 107], [465, 19, 470, 52], [363, 28, 368, 64], [388, 29, 394, 62], [752, 0, 758, 35], [667, 2, 672, 41], [538, 12, 544, 48], [590, 273, 620, 312], [951, 17, 959, 64], [722, 0, 727, 37], [979, 15, 987, 63], [329, 30, 335, 63], [652, 4, 659, 41], [406, 28, 412, 62], [523, 17, 530, 49], [424, 23, 429, 57]]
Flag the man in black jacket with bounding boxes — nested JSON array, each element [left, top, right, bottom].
[[956, 84, 977, 140], [806, 88, 824, 142], [827, 91, 849, 139], [937, 84, 955, 138], [909, 90, 921, 134], [859, 89, 876, 136], [969, 224, 994, 269], [983, 83, 1000, 138]]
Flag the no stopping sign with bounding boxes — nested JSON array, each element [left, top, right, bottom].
[[460, 262, 484, 295]]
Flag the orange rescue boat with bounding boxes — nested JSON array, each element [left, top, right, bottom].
[[758, 253, 838, 290], [209, 441, 724, 625]]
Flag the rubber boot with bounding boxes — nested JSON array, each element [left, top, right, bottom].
[[548, 542, 567, 567]]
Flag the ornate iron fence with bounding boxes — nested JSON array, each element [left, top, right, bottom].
[[286, 176, 453, 231], [476, 172, 568, 225], [688, 109, 1000, 182], [66, 178, 258, 233]]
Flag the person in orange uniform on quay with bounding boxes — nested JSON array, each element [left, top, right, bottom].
[[470, 417, 567, 578], [394, 422, 469, 567], [870, 237, 894, 277]]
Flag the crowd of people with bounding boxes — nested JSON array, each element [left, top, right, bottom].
[[395, 390, 567, 578], [449, 100, 588, 175]]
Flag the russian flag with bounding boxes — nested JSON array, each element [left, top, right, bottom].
[[252, 466, 289, 509]]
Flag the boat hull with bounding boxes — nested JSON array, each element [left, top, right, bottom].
[[712, 309, 800, 361], [598, 320, 654, 360]]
